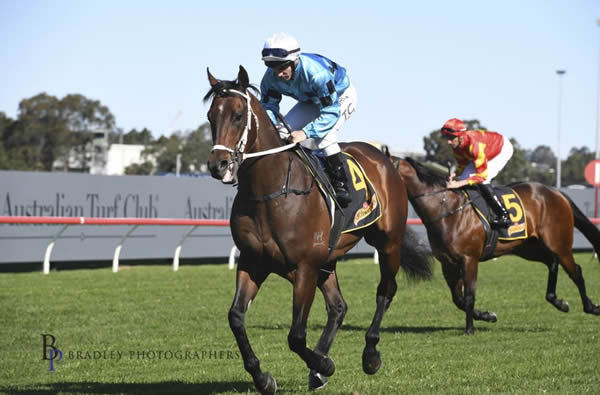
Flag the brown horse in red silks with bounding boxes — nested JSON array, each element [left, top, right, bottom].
[[394, 156, 600, 334], [204, 66, 432, 394]]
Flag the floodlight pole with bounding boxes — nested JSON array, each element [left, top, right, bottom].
[[556, 69, 566, 189], [595, 19, 600, 160]]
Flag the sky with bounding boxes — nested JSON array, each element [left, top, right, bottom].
[[2, 0, 600, 158]]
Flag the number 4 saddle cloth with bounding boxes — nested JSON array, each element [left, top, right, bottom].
[[463, 186, 528, 260], [297, 150, 382, 253]]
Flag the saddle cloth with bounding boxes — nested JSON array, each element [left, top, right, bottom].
[[463, 186, 528, 241], [462, 185, 527, 261], [297, 150, 382, 252]]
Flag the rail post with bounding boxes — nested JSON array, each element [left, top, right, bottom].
[[228, 245, 239, 269], [43, 224, 70, 275], [173, 225, 198, 271], [112, 225, 139, 273]]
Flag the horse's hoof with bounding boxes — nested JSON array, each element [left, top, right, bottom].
[[556, 300, 570, 313], [584, 303, 600, 315], [550, 297, 569, 312], [482, 312, 497, 322], [362, 349, 381, 375], [317, 355, 335, 377], [547, 294, 570, 313], [308, 370, 328, 391], [255, 372, 277, 395], [464, 328, 474, 335]]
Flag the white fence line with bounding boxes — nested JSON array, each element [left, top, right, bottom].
[[0, 216, 228, 274], [3, 215, 598, 274]]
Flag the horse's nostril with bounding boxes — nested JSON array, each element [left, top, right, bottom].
[[219, 159, 229, 171]]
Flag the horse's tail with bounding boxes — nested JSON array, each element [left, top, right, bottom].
[[560, 191, 600, 258], [400, 227, 434, 280]]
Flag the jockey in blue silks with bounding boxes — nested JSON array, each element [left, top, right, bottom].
[[259, 32, 358, 208]]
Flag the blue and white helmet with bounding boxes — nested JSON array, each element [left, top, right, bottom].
[[261, 33, 301, 67]]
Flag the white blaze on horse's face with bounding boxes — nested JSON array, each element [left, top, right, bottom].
[[207, 94, 248, 184]]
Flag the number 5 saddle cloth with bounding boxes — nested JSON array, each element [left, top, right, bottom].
[[463, 185, 528, 260]]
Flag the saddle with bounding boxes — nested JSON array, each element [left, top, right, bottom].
[[463, 185, 528, 260], [296, 148, 382, 254]]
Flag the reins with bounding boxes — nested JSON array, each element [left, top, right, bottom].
[[423, 199, 473, 224], [410, 187, 473, 224], [410, 189, 448, 199]]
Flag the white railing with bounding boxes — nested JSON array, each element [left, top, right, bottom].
[[0, 216, 228, 274], [2, 216, 598, 274]]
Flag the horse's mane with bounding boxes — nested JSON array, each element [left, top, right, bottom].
[[404, 157, 447, 187], [203, 78, 259, 103]]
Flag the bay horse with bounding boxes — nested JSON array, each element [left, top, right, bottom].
[[204, 66, 432, 394], [394, 156, 600, 334]]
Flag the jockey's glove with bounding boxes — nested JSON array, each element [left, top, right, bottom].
[[275, 123, 290, 139]]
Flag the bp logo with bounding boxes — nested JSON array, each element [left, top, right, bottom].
[[41, 334, 62, 371]]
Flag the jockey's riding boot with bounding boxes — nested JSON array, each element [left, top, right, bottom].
[[325, 153, 352, 208], [479, 184, 512, 228]]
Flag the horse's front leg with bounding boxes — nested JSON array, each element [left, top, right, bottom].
[[228, 261, 276, 395], [462, 256, 479, 335], [308, 267, 347, 390], [288, 264, 336, 378], [441, 259, 497, 323]]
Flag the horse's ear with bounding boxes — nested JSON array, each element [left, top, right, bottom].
[[237, 65, 249, 90], [207, 67, 218, 87]]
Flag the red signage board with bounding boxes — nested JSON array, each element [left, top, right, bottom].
[[584, 159, 600, 186]]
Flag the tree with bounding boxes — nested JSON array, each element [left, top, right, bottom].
[[124, 161, 155, 175], [182, 123, 212, 172], [521, 145, 555, 185], [0, 112, 13, 169], [0, 112, 12, 134], [562, 146, 595, 186], [59, 94, 115, 171], [3, 93, 68, 170], [1, 93, 117, 171], [529, 145, 556, 167], [138, 123, 213, 175], [122, 128, 154, 145], [148, 134, 183, 173], [423, 129, 453, 166]]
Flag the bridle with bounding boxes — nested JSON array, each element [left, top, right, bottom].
[[210, 88, 295, 165], [410, 187, 473, 224]]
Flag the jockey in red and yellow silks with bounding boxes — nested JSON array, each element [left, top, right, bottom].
[[452, 129, 504, 185], [440, 118, 514, 228]]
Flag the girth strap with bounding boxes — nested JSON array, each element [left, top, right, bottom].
[[248, 156, 315, 202]]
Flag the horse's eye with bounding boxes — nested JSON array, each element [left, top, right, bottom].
[[233, 112, 243, 123]]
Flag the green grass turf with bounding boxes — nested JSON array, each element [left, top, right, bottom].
[[1, 253, 599, 394]]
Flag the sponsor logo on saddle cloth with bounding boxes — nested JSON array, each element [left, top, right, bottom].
[[463, 186, 528, 240]]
